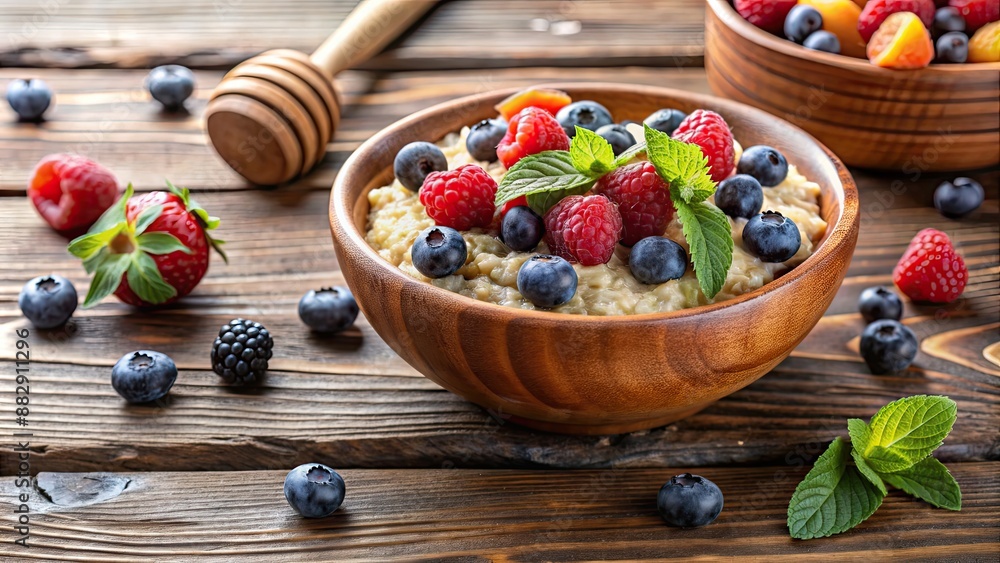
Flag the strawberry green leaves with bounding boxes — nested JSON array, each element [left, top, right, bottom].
[[68, 180, 220, 308], [788, 395, 961, 540], [787, 437, 885, 540], [643, 124, 731, 298]]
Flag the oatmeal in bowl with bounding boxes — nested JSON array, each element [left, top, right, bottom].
[[329, 83, 858, 434], [365, 87, 828, 316]]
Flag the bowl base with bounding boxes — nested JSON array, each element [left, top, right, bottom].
[[506, 402, 713, 436]]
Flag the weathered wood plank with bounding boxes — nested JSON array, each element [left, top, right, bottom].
[[1, 464, 997, 560], [0, 67, 713, 193], [0, 0, 705, 70], [0, 167, 996, 472]]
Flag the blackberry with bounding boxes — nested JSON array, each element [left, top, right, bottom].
[[211, 318, 273, 384]]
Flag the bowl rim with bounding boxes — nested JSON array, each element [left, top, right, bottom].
[[705, 0, 1000, 74], [330, 82, 860, 324]]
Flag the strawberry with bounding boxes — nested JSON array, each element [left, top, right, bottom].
[[735, 0, 799, 33], [892, 228, 967, 303], [949, 0, 1000, 32], [28, 153, 121, 238], [858, 0, 936, 42], [68, 182, 225, 307]]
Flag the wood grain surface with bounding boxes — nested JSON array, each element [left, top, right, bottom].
[[0, 82, 996, 468], [0, 0, 706, 70], [0, 67, 713, 194], [0, 62, 997, 558], [0, 465, 997, 561]]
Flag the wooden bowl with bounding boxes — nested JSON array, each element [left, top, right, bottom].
[[329, 84, 859, 435], [705, 0, 1000, 172]]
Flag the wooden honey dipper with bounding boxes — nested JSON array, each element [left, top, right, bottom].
[[205, 0, 437, 186]]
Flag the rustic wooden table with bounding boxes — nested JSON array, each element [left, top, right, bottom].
[[1, 1, 998, 561]]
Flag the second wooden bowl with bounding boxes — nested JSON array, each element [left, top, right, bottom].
[[705, 0, 1000, 172], [330, 84, 859, 435]]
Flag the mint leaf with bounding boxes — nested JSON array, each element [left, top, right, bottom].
[[847, 419, 887, 495], [863, 395, 957, 472], [68, 221, 126, 260], [87, 184, 133, 235], [881, 456, 961, 511], [673, 200, 732, 299], [126, 252, 177, 305], [787, 437, 885, 540], [611, 142, 646, 167], [82, 253, 131, 308], [570, 126, 616, 175], [644, 125, 716, 204], [136, 232, 192, 255], [133, 204, 164, 235], [494, 150, 596, 211]]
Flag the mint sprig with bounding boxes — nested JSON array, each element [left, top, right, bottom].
[[643, 125, 732, 298], [788, 395, 961, 540], [569, 126, 616, 175]]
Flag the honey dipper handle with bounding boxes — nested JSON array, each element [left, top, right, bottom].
[[310, 0, 437, 77]]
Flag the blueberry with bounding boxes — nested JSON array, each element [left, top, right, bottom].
[[643, 108, 688, 137], [6, 79, 52, 121], [742, 211, 801, 263], [860, 319, 918, 375], [629, 237, 688, 285], [784, 5, 823, 43], [737, 145, 789, 187], [394, 141, 448, 191], [501, 206, 545, 252], [283, 463, 346, 518], [555, 100, 614, 138], [935, 32, 969, 63], [19, 275, 77, 329], [803, 30, 841, 54], [466, 118, 507, 162], [517, 255, 578, 308], [933, 7, 966, 35], [145, 65, 195, 111], [111, 350, 178, 403], [715, 174, 764, 219], [858, 286, 904, 324], [411, 226, 468, 278], [934, 177, 984, 218], [595, 124, 636, 157], [657, 473, 724, 528], [298, 287, 359, 333]]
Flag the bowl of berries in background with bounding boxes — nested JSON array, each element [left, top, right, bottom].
[[705, 0, 1000, 172], [329, 83, 859, 435]]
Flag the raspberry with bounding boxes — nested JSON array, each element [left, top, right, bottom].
[[892, 228, 967, 303], [672, 110, 735, 184], [949, 0, 1000, 31], [419, 164, 497, 231], [496, 107, 570, 169], [859, 0, 935, 42], [735, 0, 798, 33], [543, 195, 622, 266], [594, 161, 675, 246], [28, 153, 120, 237]]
